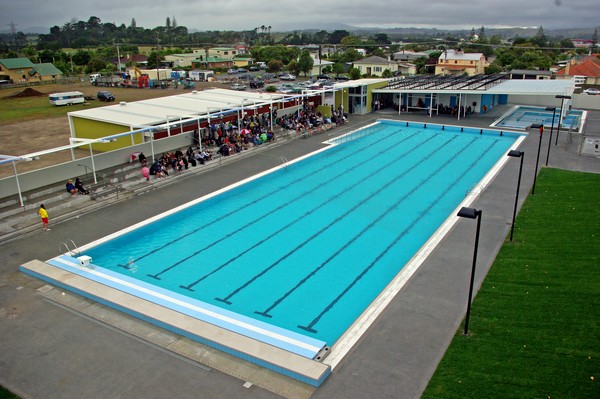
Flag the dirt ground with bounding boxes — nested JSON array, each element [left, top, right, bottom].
[[0, 80, 225, 178]]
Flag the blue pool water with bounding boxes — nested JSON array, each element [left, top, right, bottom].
[[494, 105, 582, 130], [82, 120, 521, 346]]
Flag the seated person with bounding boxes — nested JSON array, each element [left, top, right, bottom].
[[75, 178, 89, 195], [66, 179, 77, 196], [138, 152, 147, 166]]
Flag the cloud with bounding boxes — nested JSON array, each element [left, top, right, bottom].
[[1, 0, 598, 33]]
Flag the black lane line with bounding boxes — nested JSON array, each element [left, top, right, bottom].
[[117, 126, 396, 270], [182, 132, 433, 293], [145, 129, 411, 280], [213, 134, 457, 304], [297, 138, 501, 333], [256, 136, 480, 318]]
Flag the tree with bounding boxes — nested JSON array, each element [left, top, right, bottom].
[[267, 59, 283, 73], [332, 62, 346, 76], [130, 18, 136, 29], [533, 26, 547, 48], [147, 51, 162, 68], [348, 67, 361, 80], [478, 26, 487, 44], [297, 50, 314, 76], [592, 29, 598, 51], [381, 69, 393, 78], [287, 59, 299, 76]]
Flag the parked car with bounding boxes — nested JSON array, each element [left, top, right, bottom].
[[249, 65, 260, 72], [249, 80, 265, 89], [237, 68, 248, 73], [280, 74, 296, 81], [97, 91, 115, 102], [583, 88, 600, 95], [227, 68, 238, 75], [335, 75, 350, 81], [317, 74, 331, 80], [230, 83, 247, 91]]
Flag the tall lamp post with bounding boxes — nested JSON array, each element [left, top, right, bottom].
[[554, 95, 572, 146], [457, 207, 482, 336], [530, 123, 544, 195], [544, 107, 557, 166], [507, 150, 524, 241]]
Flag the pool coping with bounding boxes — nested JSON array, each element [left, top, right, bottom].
[[20, 259, 332, 387]]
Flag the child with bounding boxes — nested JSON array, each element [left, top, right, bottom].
[[39, 204, 50, 231]]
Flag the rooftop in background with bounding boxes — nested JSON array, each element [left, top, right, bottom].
[[66, 89, 287, 127], [375, 74, 576, 96]]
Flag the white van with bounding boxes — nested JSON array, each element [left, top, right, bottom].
[[49, 91, 85, 106]]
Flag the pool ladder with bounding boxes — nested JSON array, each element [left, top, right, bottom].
[[59, 239, 80, 257], [276, 156, 289, 168]]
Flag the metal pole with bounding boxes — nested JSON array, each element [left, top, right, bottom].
[[150, 132, 155, 162], [12, 160, 25, 208], [532, 125, 543, 195], [510, 153, 524, 241], [464, 210, 482, 336], [555, 98, 564, 146], [545, 108, 556, 166], [89, 143, 98, 184]]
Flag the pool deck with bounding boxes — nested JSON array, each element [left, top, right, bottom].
[[1, 108, 599, 399]]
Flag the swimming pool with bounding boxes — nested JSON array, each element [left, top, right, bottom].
[[22, 119, 524, 385], [493, 105, 583, 130]]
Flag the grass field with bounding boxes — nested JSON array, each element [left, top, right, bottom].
[[423, 168, 600, 398]]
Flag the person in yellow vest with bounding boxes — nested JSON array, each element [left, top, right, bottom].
[[39, 204, 50, 231]]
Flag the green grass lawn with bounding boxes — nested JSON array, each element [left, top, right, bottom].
[[0, 95, 89, 123], [423, 168, 600, 398]]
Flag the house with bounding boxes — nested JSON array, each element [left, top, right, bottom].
[[206, 47, 238, 60], [233, 57, 254, 68], [32, 63, 63, 82], [434, 49, 489, 76], [396, 62, 417, 76], [353, 56, 397, 77], [164, 53, 198, 68], [309, 58, 334, 76], [509, 69, 553, 80], [393, 50, 429, 62], [0, 58, 64, 83], [554, 56, 600, 85], [191, 56, 233, 70], [0, 57, 35, 83]]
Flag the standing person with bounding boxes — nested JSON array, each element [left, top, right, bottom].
[[39, 204, 50, 231]]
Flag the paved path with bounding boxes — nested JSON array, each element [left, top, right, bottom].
[[1, 110, 598, 399]]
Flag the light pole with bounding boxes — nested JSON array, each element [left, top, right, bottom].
[[544, 107, 556, 166], [554, 95, 572, 146], [507, 150, 524, 241], [457, 206, 482, 336], [530, 123, 543, 195]]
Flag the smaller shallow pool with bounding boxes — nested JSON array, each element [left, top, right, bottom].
[[493, 105, 583, 130]]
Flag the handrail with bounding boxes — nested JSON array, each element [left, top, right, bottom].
[[58, 240, 80, 257]]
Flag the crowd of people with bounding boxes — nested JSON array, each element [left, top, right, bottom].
[[140, 147, 214, 180]]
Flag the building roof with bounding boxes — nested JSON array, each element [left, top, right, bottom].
[[555, 59, 600, 77], [0, 57, 35, 69], [33, 63, 63, 76], [210, 47, 235, 51], [373, 74, 575, 96], [354, 56, 391, 65], [438, 50, 484, 61], [68, 89, 288, 128]]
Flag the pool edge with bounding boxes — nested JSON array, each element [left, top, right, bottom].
[[20, 259, 331, 387]]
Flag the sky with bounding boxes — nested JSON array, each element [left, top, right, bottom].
[[1, 0, 599, 34]]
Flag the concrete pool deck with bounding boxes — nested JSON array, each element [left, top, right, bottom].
[[1, 109, 599, 398]]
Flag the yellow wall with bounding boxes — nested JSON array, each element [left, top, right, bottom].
[[366, 81, 388, 112], [71, 117, 143, 152]]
